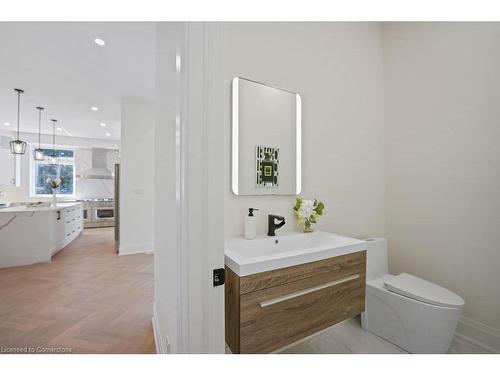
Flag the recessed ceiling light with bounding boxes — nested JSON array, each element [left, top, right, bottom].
[[100, 122, 107, 127], [94, 38, 105, 46], [56, 127, 63, 131], [105, 132, 111, 137], [91, 106, 99, 111], [3, 122, 11, 126]]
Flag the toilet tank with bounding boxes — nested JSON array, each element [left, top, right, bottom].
[[364, 238, 388, 281]]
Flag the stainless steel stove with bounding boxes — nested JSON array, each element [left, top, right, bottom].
[[77, 199, 115, 228]]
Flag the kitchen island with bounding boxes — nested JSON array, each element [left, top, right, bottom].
[[0, 202, 83, 268]]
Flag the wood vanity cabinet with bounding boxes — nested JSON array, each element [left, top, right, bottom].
[[225, 250, 366, 354]]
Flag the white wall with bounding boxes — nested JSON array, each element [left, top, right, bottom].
[[119, 97, 154, 254], [223, 23, 386, 239], [384, 23, 500, 331]]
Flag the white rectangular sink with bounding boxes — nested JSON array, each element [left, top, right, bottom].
[[225, 231, 367, 276]]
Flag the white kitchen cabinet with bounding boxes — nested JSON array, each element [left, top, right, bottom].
[[0, 203, 83, 268]]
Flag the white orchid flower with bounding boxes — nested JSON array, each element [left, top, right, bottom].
[[298, 199, 315, 219]]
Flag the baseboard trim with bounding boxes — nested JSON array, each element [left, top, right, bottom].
[[455, 316, 500, 353], [118, 242, 154, 255], [152, 302, 169, 354], [119, 246, 154, 256]]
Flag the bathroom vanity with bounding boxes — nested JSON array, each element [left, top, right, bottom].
[[224, 231, 367, 353], [227, 78, 368, 353]]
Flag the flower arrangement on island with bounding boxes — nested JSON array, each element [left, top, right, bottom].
[[46, 177, 62, 207], [46, 177, 62, 189], [293, 197, 325, 233]]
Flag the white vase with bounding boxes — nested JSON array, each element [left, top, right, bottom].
[[51, 188, 57, 208]]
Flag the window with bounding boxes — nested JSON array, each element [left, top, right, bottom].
[[31, 147, 76, 197]]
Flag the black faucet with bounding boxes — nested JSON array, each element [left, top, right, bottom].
[[267, 214, 286, 236]]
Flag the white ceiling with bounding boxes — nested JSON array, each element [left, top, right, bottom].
[[0, 22, 155, 141]]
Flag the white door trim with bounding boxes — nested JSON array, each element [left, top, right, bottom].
[[154, 21, 224, 354], [152, 302, 169, 354], [180, 22, 225, 354]]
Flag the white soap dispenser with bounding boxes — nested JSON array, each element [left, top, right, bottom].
[[244, 208, 258, 240]]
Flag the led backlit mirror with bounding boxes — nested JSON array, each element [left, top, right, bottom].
[[231, 77, 301, 196]]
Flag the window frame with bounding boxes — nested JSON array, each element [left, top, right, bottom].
[[29, 144, 77, 198]]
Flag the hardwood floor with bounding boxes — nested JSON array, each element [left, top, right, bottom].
[[0, 227, 155, 354]]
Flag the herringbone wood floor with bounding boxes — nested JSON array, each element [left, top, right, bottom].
[[0, 227, 155, 354]]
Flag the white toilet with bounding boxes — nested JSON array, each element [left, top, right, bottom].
[[361, 238, 464, 354]]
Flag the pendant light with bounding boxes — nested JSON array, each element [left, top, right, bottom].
[[49, 119, 58, 165], [10, 88, 27, 154], [33, 106, 45, 160]]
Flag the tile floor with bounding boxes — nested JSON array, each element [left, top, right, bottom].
[[276, 317, 491, 354], [226, 316, 492, 354], [277, 317, 406, 354]]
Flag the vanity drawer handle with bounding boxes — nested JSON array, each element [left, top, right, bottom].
[[258, 274, 360, 308]]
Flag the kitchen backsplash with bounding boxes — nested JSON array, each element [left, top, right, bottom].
[[74, 148, 118, 199]]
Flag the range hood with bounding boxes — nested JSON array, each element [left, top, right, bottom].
[[77, 148, 114, 180]]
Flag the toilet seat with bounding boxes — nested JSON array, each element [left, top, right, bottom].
[[384, 273, 465, 308]]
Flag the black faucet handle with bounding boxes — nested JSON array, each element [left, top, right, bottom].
[[267, 214, 286, 236]]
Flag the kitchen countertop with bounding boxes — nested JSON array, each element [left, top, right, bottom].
[[0, 202, 82, 214]]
